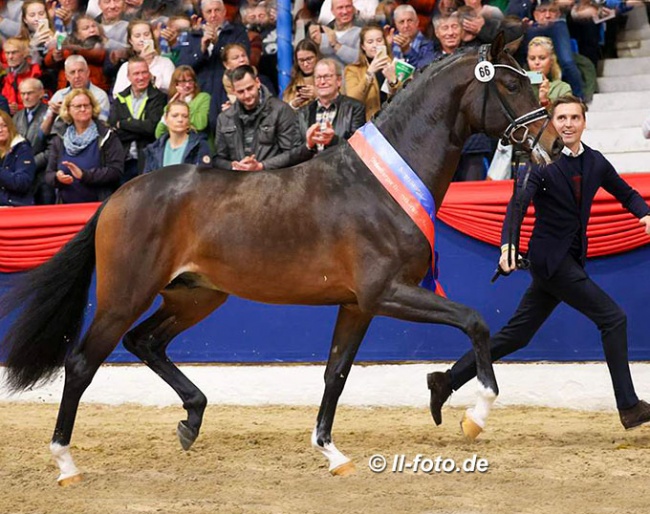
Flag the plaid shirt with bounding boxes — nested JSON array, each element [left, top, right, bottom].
[[315, 99, 338, 152]]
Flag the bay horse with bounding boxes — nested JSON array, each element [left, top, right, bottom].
[[0, 34, 562, 485]]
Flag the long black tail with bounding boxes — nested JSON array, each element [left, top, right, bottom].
[[0, 204, 106, 391]]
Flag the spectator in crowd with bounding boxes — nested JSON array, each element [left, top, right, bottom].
[[213, 65, 299, 171], [13, 78, 52, 204], [527, 36, 572, 108], [44, 14, 111, 92], [0, 93, 10, 114], [317, 0, 379, 24], [19, 0, 56, 65], [568, 0, 615, 68], [1, 38, 43, 115], [176, 0, 250, 109], [144, 100, 212, 172], [344, 23, 398, 121], [47, 0, 81, 34], [283, 38, 320, 111], [524, 0, 584, 100], [46, 88, 124, 203], [109, 56, 166, 182], [155, 65, 211, 138], [0, 110, 36, 207], [97, 0, 129, 50], [391, 4, 434, 70], [430, 96, 650, 433], [42, 55, 112, 137], [248, 1, 279, 92], [157, 14, 192, 64], [0, 0, 22, 38], [297, 58, 365, 153], [123, 0, 143, 20], [112, 19, 176, 95], [309, 0, 361, 67], [457, 0, 502, 45], [240, 0, 264, 66], [431, 13, 463, 61]]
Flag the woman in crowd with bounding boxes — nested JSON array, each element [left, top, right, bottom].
[[344, 24, 398, 121], [155, 65, 211, 138], [112, 19, 176, 96], [45, 88, 124, 204], [45, 14, 111, 92], [283, 38, 319, 111], [0, 110, 36, 207], [144, 101, 212, 173], [19, 0, 55, 65], [527, 36, 572, 108]]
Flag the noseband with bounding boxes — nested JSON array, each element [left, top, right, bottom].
[[477, 44, 550, 150]]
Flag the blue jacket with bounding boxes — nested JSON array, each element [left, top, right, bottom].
[[0, 136, 36, 206], [504, 144, 650, 279], [143, 132, 212, 173]]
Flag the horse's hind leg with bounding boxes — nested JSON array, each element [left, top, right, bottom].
[[312, 304, 372, 475], [122, 283, 228, 451], [375, 283, 498, 439]]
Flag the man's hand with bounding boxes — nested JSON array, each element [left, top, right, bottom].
[[232, 155, 263, 171], [306, 122, 335, 149], [640, 214, 650, 235], [393, 33, 411, 53], [308, 24, 322, 45], [49, 100, 62, 115], [499, 244, 521, 274]]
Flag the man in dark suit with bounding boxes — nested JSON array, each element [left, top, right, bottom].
[[13, 78, 52, 204], [428, 95, 650, 431], [296, 58, 365, 153]]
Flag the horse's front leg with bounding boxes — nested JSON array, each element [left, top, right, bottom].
[[313, 304, 372, 475], [376, 283, 499, 440]]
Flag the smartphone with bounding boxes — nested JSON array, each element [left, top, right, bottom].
[[142, 39, 155, 55], [375, 45, 387, 60], [526, 70, 544, 85], [295, 85, 305, 92], [38, 17, 48, 28]]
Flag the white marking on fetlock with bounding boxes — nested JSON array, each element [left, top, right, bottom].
[[311, 427, 350, 472], [50, 442, 81, 482], [468, 382, 498, 428]]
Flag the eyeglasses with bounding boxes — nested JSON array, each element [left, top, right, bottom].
[[314, 73, 336, 83], [297, 56, 316, 64], [176, 79, 195, 84], [70, 103, 92, 111]]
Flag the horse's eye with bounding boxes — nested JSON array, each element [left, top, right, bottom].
[[504, 81, 520, 93]]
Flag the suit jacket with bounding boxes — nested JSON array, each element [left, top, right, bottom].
[[13, 102, 49, 172], [503, 144, 650, 280], [296, 94, 366, 149]]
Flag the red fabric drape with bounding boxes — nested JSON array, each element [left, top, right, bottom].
[[1, 173, 650, 273]]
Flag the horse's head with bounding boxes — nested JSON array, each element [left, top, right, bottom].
[[463, 32, 563, 164]]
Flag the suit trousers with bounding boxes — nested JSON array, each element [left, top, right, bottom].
[[449, 254, 639, 410]]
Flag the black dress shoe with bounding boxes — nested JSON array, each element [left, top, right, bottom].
[[427, 370, 452, 426], [619, 399, 650, 430]]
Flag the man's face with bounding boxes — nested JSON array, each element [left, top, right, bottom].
[[314, 62, 341, 102], [19, 83, 44, 109], [394, 11, 419, 39], [533, 3, 560, 26], [4, 44, 26, 68], [99, 0, 125, 22], [552, 103, 586, 149], [434, 18, 462, 53], [127, 61, 152, 93], [66, 62, 90, 89], [331, 0, 355, 26], [202, 0, 226, 28], [232, 73, 261, 111]]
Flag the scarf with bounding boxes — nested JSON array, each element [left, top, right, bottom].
[[63, 121, 99, 156]]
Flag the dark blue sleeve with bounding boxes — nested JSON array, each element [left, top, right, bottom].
[[176, 33, 207, 69], [0, 143, 37, 193], [0, 94, 9, 114]]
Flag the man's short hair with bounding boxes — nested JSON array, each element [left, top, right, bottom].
[[393, 4, 417, 19], [65, 55, 88, 72], [201, 0, 224, 10], [315, 57, 342, 77], [19, 77, 44, 92], [432, 13, 460, 30], [230, 64, 258, 83], [552, 95, 587, 118]]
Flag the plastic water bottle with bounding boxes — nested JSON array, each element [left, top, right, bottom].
[[159, 23, 171, 54]]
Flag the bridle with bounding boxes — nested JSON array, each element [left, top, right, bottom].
[[478, 44, 551, 150]]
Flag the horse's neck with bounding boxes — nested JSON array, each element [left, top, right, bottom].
[[376, 83, 471, 208]]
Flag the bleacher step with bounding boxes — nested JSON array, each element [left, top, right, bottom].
[[589, 91, 648, 112], [594, 151, 650, 174], [582, 127, 650, 154], [600, 56, 650, 76], [586, 109, 650, 130], [597, 74, 650, 92]]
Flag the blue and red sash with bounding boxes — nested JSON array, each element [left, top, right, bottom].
[[348, 122, 445, 296]]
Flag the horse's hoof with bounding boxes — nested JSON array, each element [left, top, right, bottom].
[[330, 460, 356, 477], [177, 420, 198, 451], [460, 413, 483, 441], [58, 473, 83, 487]]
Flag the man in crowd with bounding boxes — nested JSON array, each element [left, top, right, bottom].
[[428, 96, 650, 432], [296, 58, 365, 153], [432, 13, 463, 61], [309, 0, 361, 67], [213, 65, 299, 171], [41, 56, 111, 137], [390, 4, 434, 70], [13, 78, 52, 204], [109, 57, 166, 182], [97, 0, 129, 50]]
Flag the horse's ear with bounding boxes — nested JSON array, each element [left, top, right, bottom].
[[504, 36, 524, 55], [489, 32, 506, 61]]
